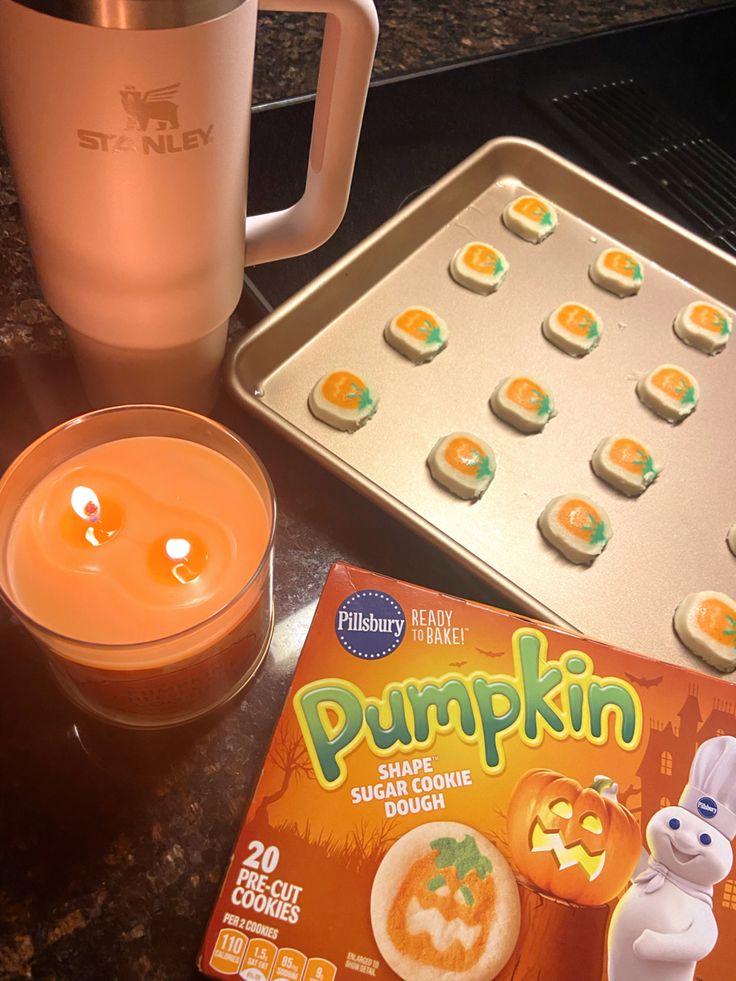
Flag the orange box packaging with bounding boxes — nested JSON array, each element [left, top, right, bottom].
[[200, 564, 736, 981]]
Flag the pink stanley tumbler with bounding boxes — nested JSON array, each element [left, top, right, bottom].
[[0, 0, 378, 410]]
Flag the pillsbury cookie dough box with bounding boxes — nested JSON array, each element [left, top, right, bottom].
[[200, 563, 736, 981]]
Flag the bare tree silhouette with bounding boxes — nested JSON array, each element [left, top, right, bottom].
[[255, 718, 314, 822]]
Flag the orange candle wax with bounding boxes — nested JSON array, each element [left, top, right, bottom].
[[8, 436, 269, 643], [0, 408, 275, 728]]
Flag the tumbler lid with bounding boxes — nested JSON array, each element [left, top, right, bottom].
[[11, 0, 247, 30]]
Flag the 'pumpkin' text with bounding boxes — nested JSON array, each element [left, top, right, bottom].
[[294, 628, 643, 790]]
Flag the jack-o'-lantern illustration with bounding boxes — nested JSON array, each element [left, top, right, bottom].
[[507, 769, 641, 906], [370, 821, 520, 981]]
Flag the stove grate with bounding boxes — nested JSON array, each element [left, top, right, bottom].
[[552, 79, 736, 256]]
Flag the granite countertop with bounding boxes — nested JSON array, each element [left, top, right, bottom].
[[252, 0, 720, 103], [0, 4, 729, 980]]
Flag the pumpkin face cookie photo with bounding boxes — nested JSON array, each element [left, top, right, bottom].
[[370, 821, 520, 981]]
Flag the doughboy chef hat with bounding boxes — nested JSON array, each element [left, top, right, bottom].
[[679, 735, 736, 840]]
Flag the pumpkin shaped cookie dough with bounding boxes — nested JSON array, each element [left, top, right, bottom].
[[636, 363, 699, 423], [591, 435, 660, 496], [538, 494, 612, 564], [589, 248, 643, 297], [490, 375, 556, 433], [502, 194, 558, 243], [308, 369, 378, 431], [450, 242, 509, 294], [370, 821, 520, 981], [507, 770, 641, 906], [385, 306, 449, 363], [674, 300, 732, 355], [674, 591, 736, 672], [428, 433, 496, 500], [543, 302, 602, 357]]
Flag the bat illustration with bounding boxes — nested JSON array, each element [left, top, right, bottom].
[[625, 673, 663, 688], [449, 660, 468, 667], [476, 647, 505, 658]]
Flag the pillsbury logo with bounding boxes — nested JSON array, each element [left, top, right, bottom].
[[335, 590, 406, 661], [697, 796, 718, 820]]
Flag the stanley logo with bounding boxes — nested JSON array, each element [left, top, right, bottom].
[[77, 83, 214, 155]]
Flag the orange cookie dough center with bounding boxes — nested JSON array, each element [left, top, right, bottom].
[[387, 853, 495, 972], [396, 309, 438, 339], [444, 438, 486, 476], [691, 303, 725, 333], [557, 498, 604, 543], [321, 371, 368, 409], [608, 438, 648, 475], [513, 196, 548, 222], [463, 245, 499, 274], [557, 304, 595, 336], [695, 598, 736, 648], [602, 250, 637, 277], [507, 377, 546, 411], [651, 367, 693, 402]]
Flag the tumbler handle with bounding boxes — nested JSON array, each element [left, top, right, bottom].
[[244, 0, 378, 266]]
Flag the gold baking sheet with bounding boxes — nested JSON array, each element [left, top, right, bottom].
[[228, 137, 736, 677]]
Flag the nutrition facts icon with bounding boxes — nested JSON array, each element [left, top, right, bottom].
[[209, 928, 249, 975], [303, 958, 336, 981], [270, 947, 306, 981], [208, 930, 334, 981], [240, 938, 277, 980]]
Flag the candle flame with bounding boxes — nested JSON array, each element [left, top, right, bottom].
[[71, 485, 100, 523], [165, 537, 192, 561]]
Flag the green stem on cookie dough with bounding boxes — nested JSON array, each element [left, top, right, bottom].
[[585, 516, 608, 545], [533, 392, 551, 417]]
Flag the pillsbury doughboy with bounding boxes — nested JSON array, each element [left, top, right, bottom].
[[608, 736, 736, 981]]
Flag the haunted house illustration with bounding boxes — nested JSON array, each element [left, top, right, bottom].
[[635, 684, 736, 918]]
